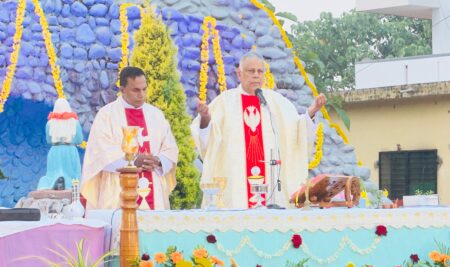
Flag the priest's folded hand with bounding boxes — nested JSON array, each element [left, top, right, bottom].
[[134, 154, 162, 171]]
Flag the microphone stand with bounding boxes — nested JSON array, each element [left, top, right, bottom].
[[262, 98, 284, 210]]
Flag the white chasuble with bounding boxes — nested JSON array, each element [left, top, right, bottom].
[[191, 86, 316, 209], [81, 97, 178, 210]]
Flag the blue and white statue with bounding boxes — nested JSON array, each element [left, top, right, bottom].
[[37, 98, 83, 190]]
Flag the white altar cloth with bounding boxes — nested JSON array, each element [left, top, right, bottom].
[[87, 207, 450, 251]]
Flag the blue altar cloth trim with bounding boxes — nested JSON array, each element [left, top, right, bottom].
[[138, 227, 450, 266]]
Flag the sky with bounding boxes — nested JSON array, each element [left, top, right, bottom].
[[269, 0, 356, 29]]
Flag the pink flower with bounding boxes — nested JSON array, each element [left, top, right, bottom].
[[291, 234, 302, 248], [375, 225, 387, 236]]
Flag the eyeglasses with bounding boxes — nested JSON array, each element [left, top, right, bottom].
[[244, 68, 265, 75]]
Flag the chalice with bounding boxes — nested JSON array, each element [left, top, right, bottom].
[[213, 177, 227, 209], [121, 126, 140, 168], [200, 182, 220, 210], [248, 176, 268, 209]]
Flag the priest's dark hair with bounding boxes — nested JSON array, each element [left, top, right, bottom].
[[119, 66, 146, 87]]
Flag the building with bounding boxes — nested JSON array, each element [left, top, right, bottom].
[[329, 0, 450, 205]]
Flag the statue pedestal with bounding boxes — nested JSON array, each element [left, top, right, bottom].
[[118, 167, 140, 267]]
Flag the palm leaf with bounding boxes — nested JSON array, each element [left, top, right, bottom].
[[435, 239, 450, 255], [46, 247, 77, 266], [275, 12, 298, 22], [90, 250, 117, 267], [76, 239, 85, 266], [13, 255, 62, 266]]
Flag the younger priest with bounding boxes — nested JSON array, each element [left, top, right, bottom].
[[81, 67, 178, 210]]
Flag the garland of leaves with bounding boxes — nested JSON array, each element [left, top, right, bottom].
[[32, 0, 65, 99], [249, 0, 351, 147], [199, 16, 227, 102], [0, 0, 26, 112]]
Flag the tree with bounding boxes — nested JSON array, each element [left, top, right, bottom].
[[130, 5, 201, 209], [291, 11, 432, 91]]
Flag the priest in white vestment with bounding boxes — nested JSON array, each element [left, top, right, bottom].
[[81, 67, 178, 210], [191, 51, 326, 209]]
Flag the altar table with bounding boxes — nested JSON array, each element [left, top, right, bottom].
[[0, 219, 109, 267], [88, 207, 450, 266]]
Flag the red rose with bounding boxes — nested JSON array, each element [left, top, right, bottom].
[[206, 234, 217, 243], [141, 253, 150, 261], [375, 225, 387, 236], [410, 254, 419, 263], [291, 234, 302, 248], [256, 265, 262, 267]]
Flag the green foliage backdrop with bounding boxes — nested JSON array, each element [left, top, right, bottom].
[[130, 6, 201, 209]]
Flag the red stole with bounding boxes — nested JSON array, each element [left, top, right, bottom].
[[125, 108, 155, 210], [241, 95, 266, 208]]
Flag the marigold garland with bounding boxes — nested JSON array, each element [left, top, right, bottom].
[[198, 16, 227, 102], [263, 61, 275, 89], [0, 0, 26, 112], [308, 122, 324, 169], [330, 122, 349, 144], [32, 0, 65, 99], [249, 0, 351, 149], [116, 3, 133, 88]]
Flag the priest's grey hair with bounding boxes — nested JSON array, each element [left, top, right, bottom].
[[238, 51, 265, 71]]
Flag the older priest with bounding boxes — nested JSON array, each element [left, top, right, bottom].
[[81, 67, 178, 210], [191, 51, 326, 209]]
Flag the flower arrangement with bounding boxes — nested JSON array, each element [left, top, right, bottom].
[[414, 189, 435, 195], [134, 246, 224, 267], [360, 183, 390, 208]]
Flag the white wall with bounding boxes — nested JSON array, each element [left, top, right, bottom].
[[355, 54, 450, 89], [432, 0, 450, 54]]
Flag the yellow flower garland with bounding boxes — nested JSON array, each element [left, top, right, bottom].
[[263, 61, 275, 89], [330, 122, 349, 144], [32, 0, 65, 99], [198, 16, 227, 102], [250, 0, 352, 167], [212, 22, 227, 93], [116, 3, 133, 88], [0, 0, 26, 112], [308, 122, 324, 169]]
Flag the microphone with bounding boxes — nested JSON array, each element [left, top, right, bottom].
[[255, 88, 267, 106]]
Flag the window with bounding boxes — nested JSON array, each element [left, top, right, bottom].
[[379, 150, 437, 199]]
